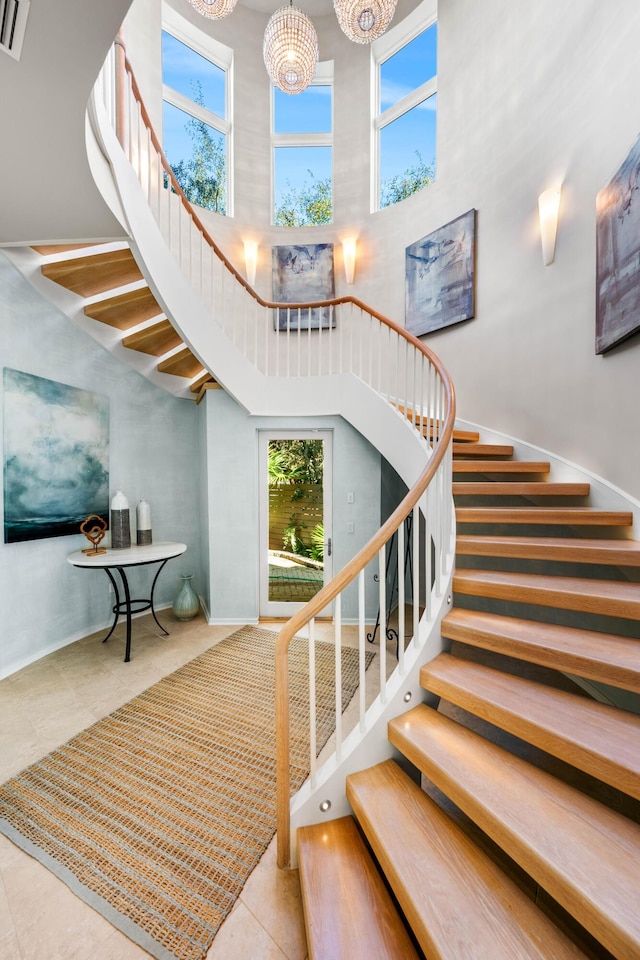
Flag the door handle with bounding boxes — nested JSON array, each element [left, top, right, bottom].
[[327, 538, 332, 557]]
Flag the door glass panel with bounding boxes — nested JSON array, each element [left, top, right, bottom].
[[267, 439, 324, 603]]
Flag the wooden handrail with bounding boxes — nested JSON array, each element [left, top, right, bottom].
[[115, 39, 449, 340], [276, 380, 455, 865], [111, 39, 456, 868]]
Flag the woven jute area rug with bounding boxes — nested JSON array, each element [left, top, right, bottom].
[[0, 626, 372, 960]]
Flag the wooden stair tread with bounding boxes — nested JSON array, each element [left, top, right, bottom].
[[346, 760, 588, 960], [421, 652, 640, 799], [84, 286, 162, 330], [453, 567, 640, 618], [388, 705, 640, 959], [453, 482, 590, 496], [395, 409, 479, 443], [122, 320, 183, 356], [297, 816, 419, 960], [453, 460, 550, 474], [441, 608, 640, 694], [156, 347, 203, 379], [452, 442, 514, 457], [456, 534, 640, 566], [41, 248, 143, 297], [190, 372, 216, 393], [456, 507, 632, 526]]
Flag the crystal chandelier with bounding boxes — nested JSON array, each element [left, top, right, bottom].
[[333, 0, 397, 43], [263, 2, 319, 95], [187, 0, 238, 20]]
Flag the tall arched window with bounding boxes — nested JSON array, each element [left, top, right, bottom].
[[161, 7, 233, 216], [373, 1, 437, 210], [272, 62, 334, 226]]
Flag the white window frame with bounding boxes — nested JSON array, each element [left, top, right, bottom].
[[371, 0, 437, 212], [161, 3, 234, 215], [271, 61, 334, 226]]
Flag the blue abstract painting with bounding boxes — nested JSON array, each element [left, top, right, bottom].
[[596, 133, 640, 354], [3, 369, 109, 543], [272, 244, 335, 330], [405, 209, 476, 336]]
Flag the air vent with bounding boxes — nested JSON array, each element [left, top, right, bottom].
[[0, 0, 30, 61]]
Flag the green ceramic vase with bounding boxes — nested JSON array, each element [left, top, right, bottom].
[[172, 574, 199, 621]]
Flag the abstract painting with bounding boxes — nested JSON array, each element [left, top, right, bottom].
[[3, 369, 109, 543], [405, 209, 476, 336], [596, 134, 640, 354], [272, 244, 335, 330]]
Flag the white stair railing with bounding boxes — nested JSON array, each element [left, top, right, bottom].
[[93, 39, 456, 868]]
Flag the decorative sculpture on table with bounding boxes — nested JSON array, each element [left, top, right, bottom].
[[80, 515, 108, 555]]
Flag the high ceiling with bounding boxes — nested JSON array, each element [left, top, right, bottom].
[[240, 0, 334, 15]]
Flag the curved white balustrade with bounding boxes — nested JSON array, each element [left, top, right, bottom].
[[90, 42, 456, 866]]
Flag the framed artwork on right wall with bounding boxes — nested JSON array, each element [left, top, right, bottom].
[[405, 209, 476, 337], [595, 133, 640, 354]]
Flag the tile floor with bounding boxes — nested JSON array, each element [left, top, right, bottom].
[[0, 613, 311, 960]]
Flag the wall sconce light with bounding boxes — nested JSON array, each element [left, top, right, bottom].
[[342, 237, 357, 285], [538, 187, 561, 266], [243, 239, 258, 286]]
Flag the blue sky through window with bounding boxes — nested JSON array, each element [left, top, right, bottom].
[[274, 145, 332, 212], [273, 85, 332, 134], [379, 93, 437, 187], [162, 100, 226, 171], [162, 31, 226, 120], [379, 23, 437, 113]]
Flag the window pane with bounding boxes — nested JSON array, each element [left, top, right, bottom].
[[379, 94, 436, 208], [379, 23, 437, 112], [274, 146, 332, 225], [273, 85, 332, 134], [162, 31, 226, 120], [163, 100, 226, 214]]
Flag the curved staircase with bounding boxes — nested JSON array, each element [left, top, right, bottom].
[[28, 242, 217, 401], [298, 433, 640, 960]]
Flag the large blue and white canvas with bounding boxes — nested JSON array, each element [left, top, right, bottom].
[[405, 209, 476, 336], [596, 133, 640, 353], [3, 369, 109, 543], [272, 244, 335, 330]]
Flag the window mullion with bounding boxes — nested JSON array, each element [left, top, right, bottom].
[[375, 75, 437, 131], [163, 84, 230, 137], [272, 132, 332, 149]]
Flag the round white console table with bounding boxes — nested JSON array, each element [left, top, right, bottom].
[[67, 541, 187, 662]]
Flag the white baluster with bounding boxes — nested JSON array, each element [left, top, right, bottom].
[[334, 595, 342, 760], [309, 617, 317, 788], [358, 569, 366, 732], [378, 545, 386, 703], [397, 519, 405, 671]]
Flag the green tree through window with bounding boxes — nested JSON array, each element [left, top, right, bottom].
[[274, 170, 332, 226], [169, 82, 226, 214], [380, 150, 435, 208]]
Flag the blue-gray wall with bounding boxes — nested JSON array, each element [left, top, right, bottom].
[[0, 252, 202, 678], [201, 388, 382, 622]]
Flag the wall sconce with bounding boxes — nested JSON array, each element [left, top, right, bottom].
[[342, 237, 357, 285], [243, 239, 258, 286], [538, 187, 561, 266]]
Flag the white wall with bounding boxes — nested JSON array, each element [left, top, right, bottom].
[[202, 388, 381, 622], [123, 0, 640, 500], [0, 253, 202, 678]]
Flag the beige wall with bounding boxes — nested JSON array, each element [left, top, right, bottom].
[[125, 0, 640, 498]]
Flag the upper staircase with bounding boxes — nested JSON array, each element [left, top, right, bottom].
[[27, 241, 218, 402], [298, 431, 640, 960]]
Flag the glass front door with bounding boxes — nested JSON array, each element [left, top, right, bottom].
[[259, 431, 333, 618]]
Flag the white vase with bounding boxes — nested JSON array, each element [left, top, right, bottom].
[[136, 499, 152, 545]]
